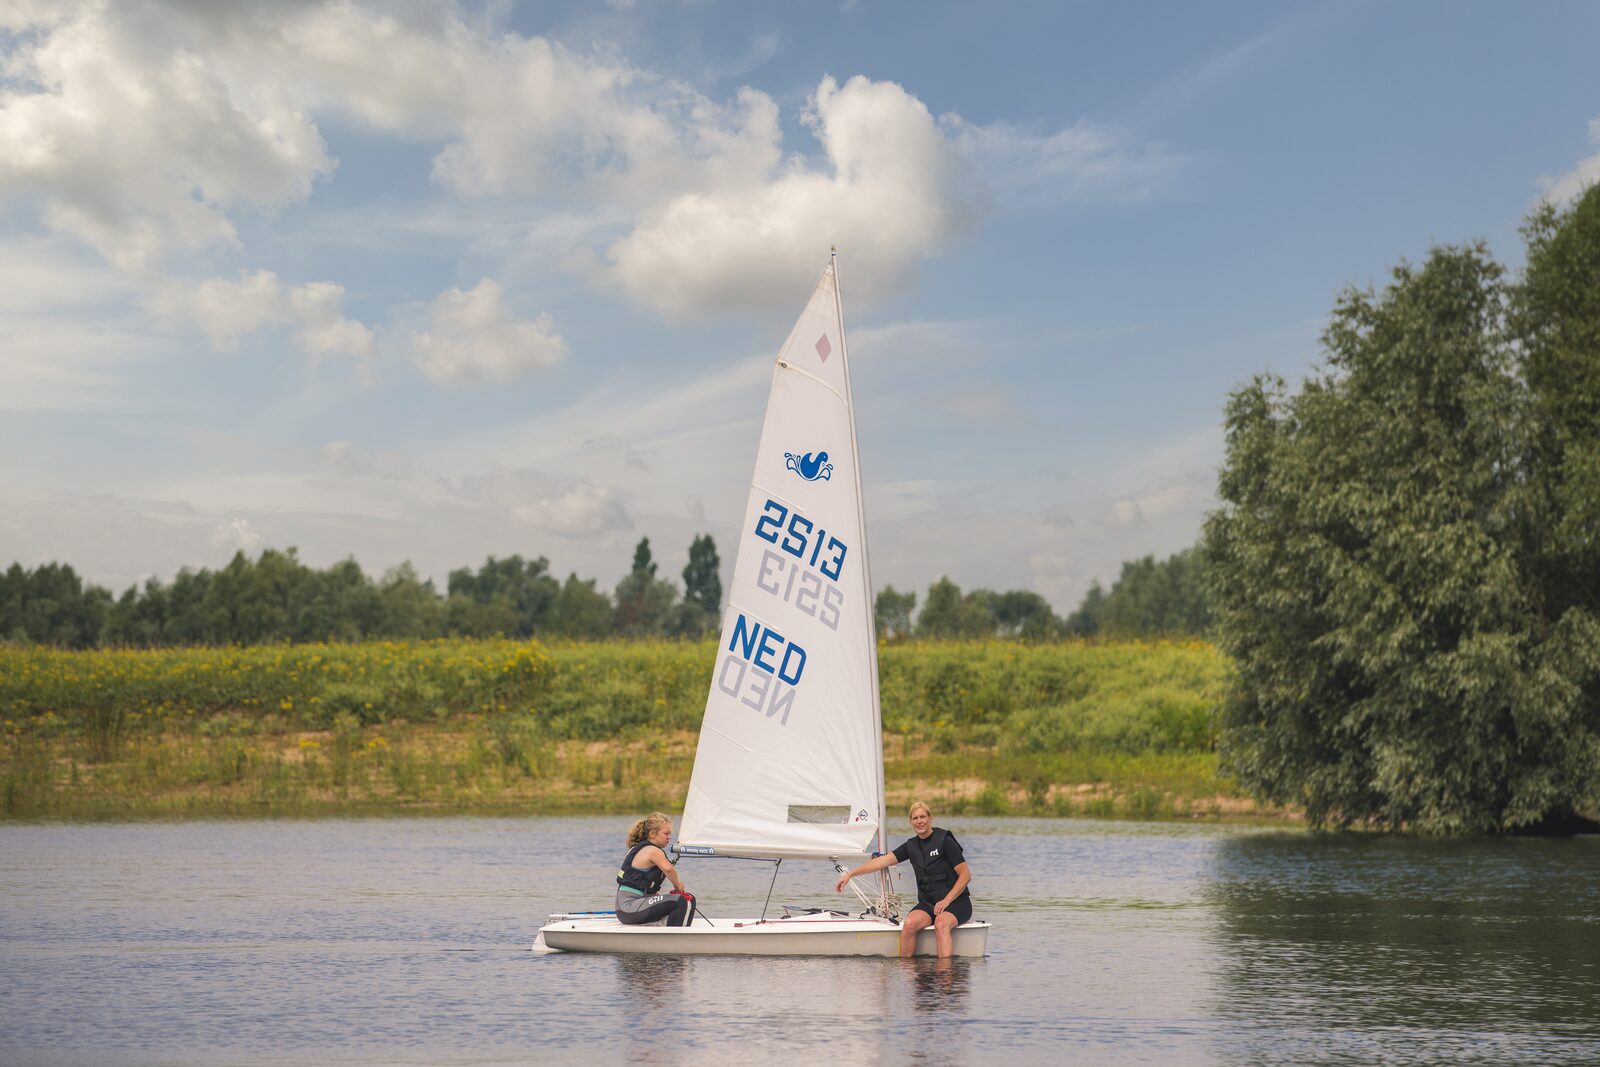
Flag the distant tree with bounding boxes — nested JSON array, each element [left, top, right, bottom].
[[989, 589, 1059, 640], [295, 558, 383, 642], [164, 567, 215, 644], [1205, 202, 1600, 833], [954, 588, 1000, 636], [106, 576, 171, 646], [0, 562, 23, 642], [376, 562, 444, 639], [447, 555, 559, 637], [681, 534, 722, 616], [915, 577, 996, 638], [1063, 580, 1106, 636], [0, 562, 109, 647], [915, 577, 963, 638], [875, 585, 917, 641], [551, 573, 613, 638], [667, 534, 721, 637], [1097, 549, 1212, 636], [613, 538, 678, 637], [444, 593, 520, 638]]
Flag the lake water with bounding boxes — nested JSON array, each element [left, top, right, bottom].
[[1, 816, 1597, 1065]]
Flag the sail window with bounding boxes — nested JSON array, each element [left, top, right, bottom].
[[787, 805, 851, 824]]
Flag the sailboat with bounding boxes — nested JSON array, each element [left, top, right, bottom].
[[537, 255, 991, 957]]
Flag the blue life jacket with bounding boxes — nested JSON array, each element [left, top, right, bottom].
[[617, 841, 666, 895]]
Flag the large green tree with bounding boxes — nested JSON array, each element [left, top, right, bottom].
[[1205, 197, 1600, 832]]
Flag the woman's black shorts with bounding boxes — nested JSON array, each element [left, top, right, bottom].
[[909, 895, 972, 924]]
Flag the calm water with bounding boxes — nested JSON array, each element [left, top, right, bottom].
[[1, 816, 1597, 1065]]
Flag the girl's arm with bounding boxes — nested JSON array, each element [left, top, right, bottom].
[[644, 846, 686, 893]]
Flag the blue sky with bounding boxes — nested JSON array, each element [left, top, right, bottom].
[[2, 0, 1598, 613]]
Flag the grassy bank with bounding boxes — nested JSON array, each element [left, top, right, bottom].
[[0, 638, 1289, 822]]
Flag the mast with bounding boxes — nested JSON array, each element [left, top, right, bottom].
[[831, 248, 893, 914]]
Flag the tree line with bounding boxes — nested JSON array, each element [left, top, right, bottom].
[[0, 536, 722, 648], [2, 536, 1212, 649]]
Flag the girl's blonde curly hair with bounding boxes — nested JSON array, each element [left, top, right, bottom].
[[626, 812, 671, 847]]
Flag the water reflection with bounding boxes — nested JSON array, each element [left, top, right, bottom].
[[1207, 832, 1600, 1063], [613, 952, 689, 1012], [908, 956, 971, 1009]]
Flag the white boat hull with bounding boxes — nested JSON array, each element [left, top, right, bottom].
[[536, 913, 991, 957]]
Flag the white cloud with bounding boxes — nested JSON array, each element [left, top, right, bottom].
[[602, 75, 978, 317], [513, 483, 633, 538], [1539, 116, 1600, 206], [0, 3, 334, 270], [212, 517, 264, 553], [1105, 496, 1145, 528], [289, 282, 376, 361], [152, 271, 373, 357], [318, 440, 355, 466], [411, 278, 568, 386], [1, 3, 1179, 331], [181, 271, 282, 351]]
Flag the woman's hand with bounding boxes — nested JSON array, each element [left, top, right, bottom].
[[933, 898, 948, 916], [834, 872, 852, 892]]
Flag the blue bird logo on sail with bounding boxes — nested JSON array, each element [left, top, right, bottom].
[[785, 450, 833, 482]]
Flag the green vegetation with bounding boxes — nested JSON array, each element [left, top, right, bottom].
[[1205, 186, 1600, 833], [1063, 548, 1212, 637], [0, 637, 1267, 822]]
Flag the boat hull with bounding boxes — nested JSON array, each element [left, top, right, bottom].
[[536, 914, 990, 957]]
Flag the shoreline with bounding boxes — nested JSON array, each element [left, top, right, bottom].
[[2, 723, 1297, 825]]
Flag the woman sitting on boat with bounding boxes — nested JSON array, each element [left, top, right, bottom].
[[616, 812, 696, 927], [834, 800, 972, 957]]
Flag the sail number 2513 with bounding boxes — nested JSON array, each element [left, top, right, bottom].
[[753, 499, 847, 581]]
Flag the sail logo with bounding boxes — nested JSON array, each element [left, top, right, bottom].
[[785, 450, 833, 482], [855, 809, 869, 823], [716, 613, 807, 727]]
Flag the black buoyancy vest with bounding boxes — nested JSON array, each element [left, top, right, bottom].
[[617, 842, 666, 894], [904, 828, 966, 904]]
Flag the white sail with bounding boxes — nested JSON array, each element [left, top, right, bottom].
[[677, 259, 885, 863]]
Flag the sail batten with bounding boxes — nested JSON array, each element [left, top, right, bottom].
[[677, 260, 884, 865]]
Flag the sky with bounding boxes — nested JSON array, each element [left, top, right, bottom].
[[2, 0, 1599, 614]]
